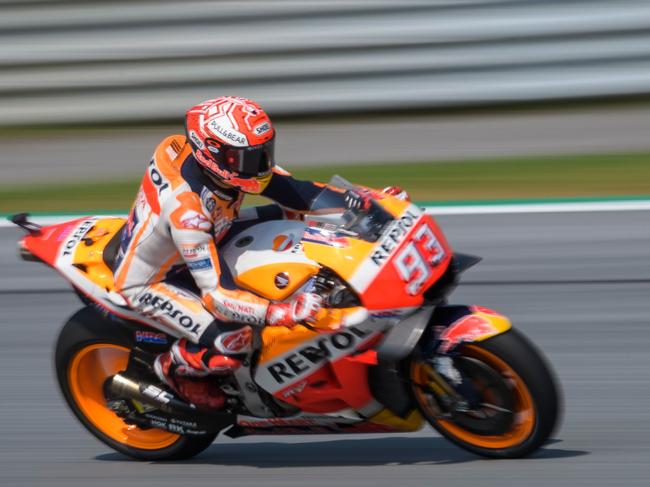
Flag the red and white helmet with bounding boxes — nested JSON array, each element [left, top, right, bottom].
[[185, 96, 275, 194]]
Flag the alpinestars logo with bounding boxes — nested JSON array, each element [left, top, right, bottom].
[[180, 211, 211, 231], [214, 326, 253, 354]]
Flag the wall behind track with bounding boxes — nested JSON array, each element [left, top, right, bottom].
[[1, 0, 649, 126]]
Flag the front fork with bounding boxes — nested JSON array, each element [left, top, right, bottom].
[[415, 304, 513, 413]]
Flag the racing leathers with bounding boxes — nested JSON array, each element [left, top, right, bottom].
[[113, 135, 331, 407]]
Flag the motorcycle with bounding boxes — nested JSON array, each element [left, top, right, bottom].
[[11, 176, 559, 461]]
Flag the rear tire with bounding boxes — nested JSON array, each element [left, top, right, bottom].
[[55, 307, 217, 461], [411, 328, 560, 458]]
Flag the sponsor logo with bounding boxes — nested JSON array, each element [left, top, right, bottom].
[[208, 120, 248, 146], [471, 305, 502, 317], [138, 292, 204, 335], [181, 243, 209, 259], [281, 380, 307, 398], [272, 234, 295, 252], [213, 188, 233, 201], [265, 326, 373, 384], [438, 315, 497, 353], [213, 216, 232, 240], [238, 417, 318, 428], [142, 385, 173, 404], [194, 148, 222, 171], [187, 258, 212, 271], [180, 210, 211, 231], [214, 298, 264, 325], [143, 413, 206, 435], [201, 187, 218, 214], [227, 175, 261, 193], [135, 330, 168, 344], [274, 272, 290, 289], [215, 326, 253, 354], [62, 220, 95, 257], [370, 210, 420, 266], [221, 299, 256, 316], [253, 121, 271, 136], [148, 160, 170, 195], [188, 130, 205, 149]]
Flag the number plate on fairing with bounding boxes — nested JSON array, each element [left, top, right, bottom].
[[347, 205, 452, 310]]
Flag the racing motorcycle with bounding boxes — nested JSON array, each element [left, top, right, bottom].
[[11, 176, 559, 461]]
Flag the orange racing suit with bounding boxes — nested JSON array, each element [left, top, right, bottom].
[[113, 135, 330, 353]]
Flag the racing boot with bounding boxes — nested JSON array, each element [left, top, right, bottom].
[[154, 338, 240, 411]]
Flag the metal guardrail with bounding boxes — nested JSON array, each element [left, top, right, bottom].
[[1, 0, 649, 126]]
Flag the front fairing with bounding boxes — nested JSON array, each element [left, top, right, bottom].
[[302, 178, 453, 310]]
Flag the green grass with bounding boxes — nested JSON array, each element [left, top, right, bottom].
[[2, 152, 650, 214]]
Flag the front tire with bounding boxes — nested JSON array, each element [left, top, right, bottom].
[[410, 329, 560, 458], [55, 307, 217, 461]]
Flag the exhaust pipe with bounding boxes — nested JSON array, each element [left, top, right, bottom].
[[108, 373, 197, 415]]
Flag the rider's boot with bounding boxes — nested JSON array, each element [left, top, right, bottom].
[[154, 338, 241, 411]]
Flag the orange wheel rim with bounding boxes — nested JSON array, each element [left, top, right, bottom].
[[413, 345, 536, 449], [68, 343, 180, 450]]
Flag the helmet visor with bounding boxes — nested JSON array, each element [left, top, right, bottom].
[[221, 138, 275, 177]]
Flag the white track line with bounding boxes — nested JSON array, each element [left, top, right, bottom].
[[1, 200, 649, 228]]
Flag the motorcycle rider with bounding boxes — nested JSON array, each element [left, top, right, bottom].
[[114, 96, 407, 410]]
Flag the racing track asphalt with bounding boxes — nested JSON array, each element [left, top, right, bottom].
[[0, 210, 649, 487]]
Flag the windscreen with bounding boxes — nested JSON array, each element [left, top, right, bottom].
[[306, 176, 394, 243]]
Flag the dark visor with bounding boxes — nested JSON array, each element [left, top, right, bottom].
[[212, 137, 275, 177]]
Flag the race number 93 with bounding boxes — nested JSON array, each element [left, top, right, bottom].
[[394, 222, 446, 295]]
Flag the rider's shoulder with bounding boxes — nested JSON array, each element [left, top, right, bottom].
[[152, 135, 191, 170], [148, 135, 193, 191]]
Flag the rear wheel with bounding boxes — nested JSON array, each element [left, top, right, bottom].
[[410, 329, 560, 458], [55, 307, 217, 461]]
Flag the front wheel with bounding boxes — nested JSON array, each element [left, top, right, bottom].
[[55, 307, 217, 461], [410, 329, 560, 458]]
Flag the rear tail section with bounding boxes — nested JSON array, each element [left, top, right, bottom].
[[12, 213, 99, 267], [11, 213, 180, 332]]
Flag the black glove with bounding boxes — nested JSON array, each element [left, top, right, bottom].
[[343, 189, 371, 211]]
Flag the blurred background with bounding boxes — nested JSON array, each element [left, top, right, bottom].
[[1, 0, 649, 211]]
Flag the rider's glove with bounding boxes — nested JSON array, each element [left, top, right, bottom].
[[343, 189, 372, 211], [382, 185, 411, 202], [266, 292, 323, 328]]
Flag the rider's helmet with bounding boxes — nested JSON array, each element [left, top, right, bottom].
[[185, 96, 275, 194]]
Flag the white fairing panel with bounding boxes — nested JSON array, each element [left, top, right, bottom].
[[220, 220, 316, 279]]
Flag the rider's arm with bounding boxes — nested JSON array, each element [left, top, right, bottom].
[[261, 166, 345, 213], [261, 167, 404, 215], [168, 191, 270, 326]]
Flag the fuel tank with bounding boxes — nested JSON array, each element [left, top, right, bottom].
[[219, 220, 320, 301]]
